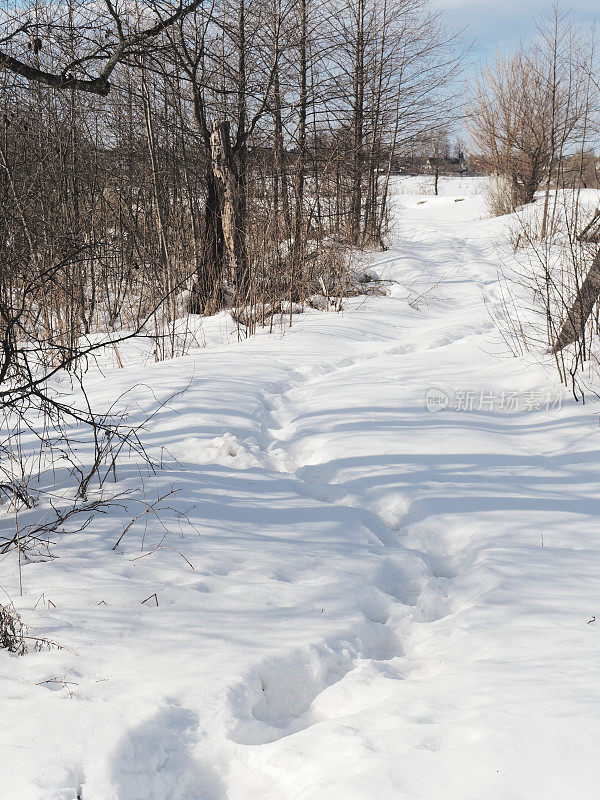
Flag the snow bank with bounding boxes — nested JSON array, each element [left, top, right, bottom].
[[2, 177, 600, 800]]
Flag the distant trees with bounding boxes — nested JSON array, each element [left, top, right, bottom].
[[470, 50, 555, 210], [469, 8, 593, 218], [328, 0, 460, 243], [480, 8, 600, 396]]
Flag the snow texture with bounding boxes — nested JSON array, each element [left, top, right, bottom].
[[2, 176, 600, 799]]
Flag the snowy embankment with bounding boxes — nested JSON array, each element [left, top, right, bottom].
[[2, 176, 600, 800]]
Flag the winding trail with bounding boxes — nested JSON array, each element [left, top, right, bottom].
[[3, 177, 600, 800], [218, 182, 600, 799]]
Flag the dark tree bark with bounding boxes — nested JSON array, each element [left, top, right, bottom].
[[189, 168, 226, 314], [552, 248, 600, 353]]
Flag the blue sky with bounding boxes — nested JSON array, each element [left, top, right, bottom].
[[439, 0, 598, 66]]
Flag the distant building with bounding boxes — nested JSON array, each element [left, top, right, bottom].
[[392, 152, 474, 176], [425, 153, 467, 175]]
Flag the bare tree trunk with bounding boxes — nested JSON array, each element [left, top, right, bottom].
[[350, 0, 365, 244], [190, 169, 225, 314], [186, 64, 226, 314], [541, 30, 558, 240], [291, 0, 308, 305], [210, 121, 249, 299], [141, 68, 170, 270], [552, 248, 600, 353], [273, 59, 291, 236]]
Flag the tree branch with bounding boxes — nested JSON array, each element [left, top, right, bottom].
[[0, 0, 204, 96]]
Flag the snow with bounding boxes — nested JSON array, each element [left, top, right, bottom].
[[2, 175, 600, 799]]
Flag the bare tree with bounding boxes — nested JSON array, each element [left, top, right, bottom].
[[469, 10, 591, 216]]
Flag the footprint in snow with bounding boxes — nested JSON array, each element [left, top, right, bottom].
[[110, 702, 225, 800], [228, 625, 403, 746], [171, 432, 263, 469]]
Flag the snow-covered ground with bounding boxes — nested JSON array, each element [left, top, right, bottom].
[[3, 176, 600, 800]]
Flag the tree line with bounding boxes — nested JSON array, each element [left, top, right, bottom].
[[1, 0, 459, 345], [0, 0, 459, 568]]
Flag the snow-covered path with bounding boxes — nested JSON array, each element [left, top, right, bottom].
[[3, 178, 600, 799]]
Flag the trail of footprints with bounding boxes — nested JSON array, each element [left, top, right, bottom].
[[227, 345, 477, 747]]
